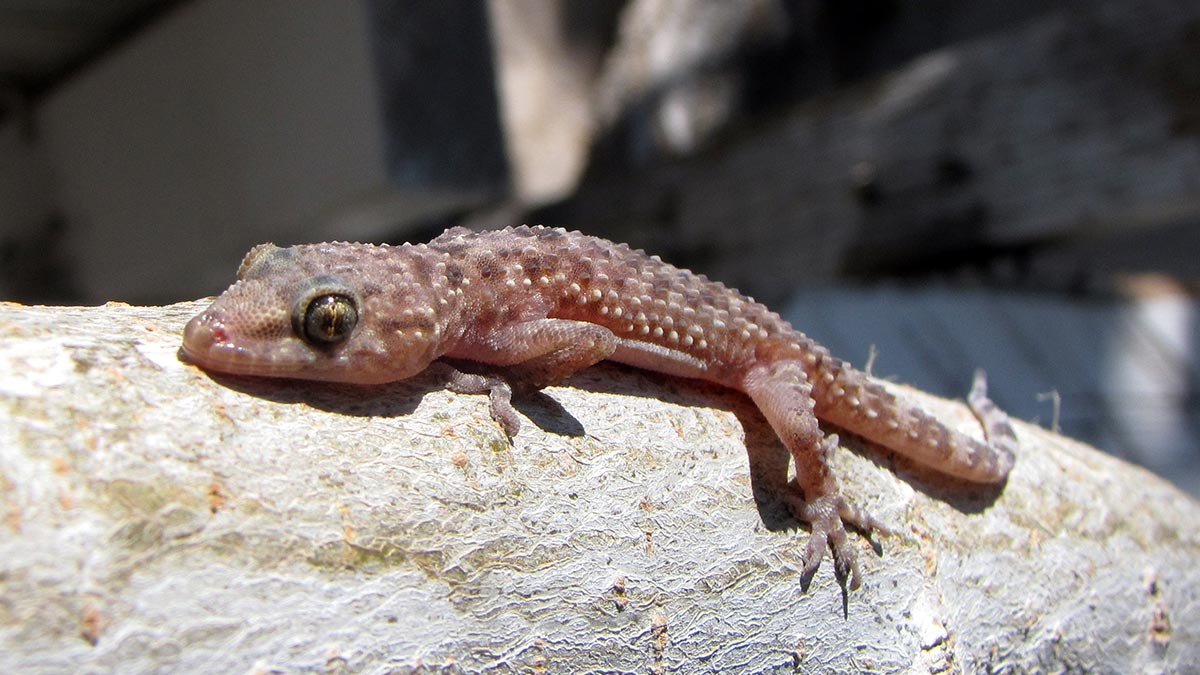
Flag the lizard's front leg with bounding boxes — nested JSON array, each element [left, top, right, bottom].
[[445, 318, 618, 435]]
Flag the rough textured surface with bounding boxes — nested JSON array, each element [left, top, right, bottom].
[[1, 299, 1198, 674]]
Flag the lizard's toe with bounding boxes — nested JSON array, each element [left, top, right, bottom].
[[794, 495, 865, 590]]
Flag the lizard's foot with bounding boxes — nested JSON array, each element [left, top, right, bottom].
[[790, 493, 864, 590], [786, 435, 893, 591], [443, 366, 521, 439]]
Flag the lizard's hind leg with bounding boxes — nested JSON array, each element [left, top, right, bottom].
[[743, 359, 889, 590]]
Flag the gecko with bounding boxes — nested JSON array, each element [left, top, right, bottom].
[[180, 225, 1017, 590]]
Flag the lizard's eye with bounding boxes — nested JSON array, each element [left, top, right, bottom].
[[299, 293, 358, 346]]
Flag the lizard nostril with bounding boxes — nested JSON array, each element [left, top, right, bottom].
[[181, 314, 227, 357]]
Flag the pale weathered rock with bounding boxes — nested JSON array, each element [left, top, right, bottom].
[[0, 300, 1196, 673]]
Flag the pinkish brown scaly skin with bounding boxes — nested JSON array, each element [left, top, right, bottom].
[[181, 225, 1017, 591]]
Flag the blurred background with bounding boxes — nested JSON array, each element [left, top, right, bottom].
[[1, 0, 1197, 494]]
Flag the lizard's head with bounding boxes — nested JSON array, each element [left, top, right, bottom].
[[181, 242, 452, 384]]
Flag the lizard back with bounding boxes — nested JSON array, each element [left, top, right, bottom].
[[431, 225, 818, 386]]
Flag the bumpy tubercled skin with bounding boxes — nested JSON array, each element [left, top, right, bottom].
[[180, 226, 1017, 590]]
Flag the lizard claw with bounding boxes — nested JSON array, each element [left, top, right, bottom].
[[785, 435, 891, 592], [793, 494, 866, 590]]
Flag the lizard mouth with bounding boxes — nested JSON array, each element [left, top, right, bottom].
[[180, 313, 249, 372], [179, 313, 314, 377]]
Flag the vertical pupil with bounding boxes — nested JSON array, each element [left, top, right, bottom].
[[304, 294, 357, 345]]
